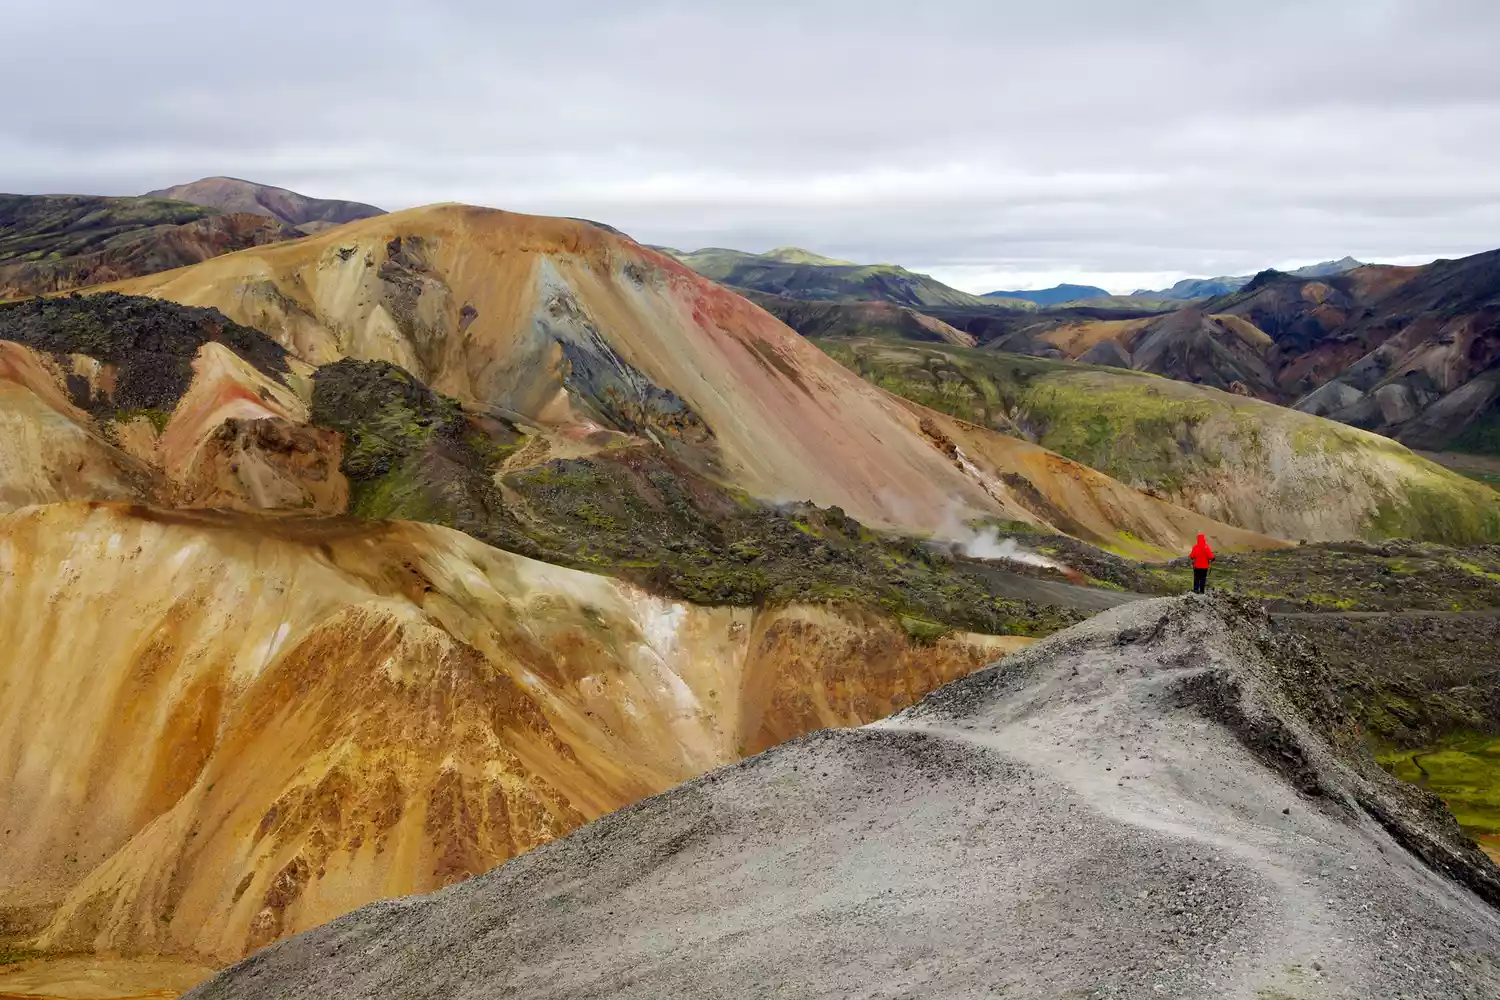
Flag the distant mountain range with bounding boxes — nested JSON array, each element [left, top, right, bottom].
[[976, 259, 1369, 307], [982, 283, 1110, 306], [4, 181, 1484, 461], [1130, 257, 1366, 300], [656, 245, 1026, 310], [952, 255, 1500, 456]]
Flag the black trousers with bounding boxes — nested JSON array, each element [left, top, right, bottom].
[[1193, 568, 1208, 594]]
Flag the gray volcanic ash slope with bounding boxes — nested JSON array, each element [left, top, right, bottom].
[[188, 597, 1500, 1000]]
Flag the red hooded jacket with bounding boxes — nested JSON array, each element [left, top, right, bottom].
[[1190, 534, 1214, 569]]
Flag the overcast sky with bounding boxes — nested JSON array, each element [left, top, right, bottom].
[[6, 0, 1499, 293]]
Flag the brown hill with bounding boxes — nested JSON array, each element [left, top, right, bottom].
[[1040, 307, 1279, 397], [1213, 258, 1500, 452], [146, 177, 386, 233], [0, 212, 299, 301], [0, 194, 303, 300], [0, 194, 211, 262]]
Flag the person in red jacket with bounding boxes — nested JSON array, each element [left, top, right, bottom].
[[1190, 534, 1215, 593]]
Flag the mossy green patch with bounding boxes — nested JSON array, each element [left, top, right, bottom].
[[501, 452, 1087, 636], [1455, 468, 1500, 491], [899, 615, 953, 645], [1452, 559, 1500, 583], [1368, 482, 1500, 546], [1379, 736, 1500, 844], [113, 407, 173, 435], [312, 359, 468, 484], [347, 456, 446, 522], [1021, 379, 1217, 493], [814, 337, 1090, 433], [0, 946, 42, 966], [1450, 406, 1500, 457]]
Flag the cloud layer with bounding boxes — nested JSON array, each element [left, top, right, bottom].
[[6, 0, 1498, 292]]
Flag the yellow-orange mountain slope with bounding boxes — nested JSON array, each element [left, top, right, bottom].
[[0, 338, 343, 517], [101, 205, 1273, 556], [0, 342, 153, 512], [0, 501, 1027, 963]]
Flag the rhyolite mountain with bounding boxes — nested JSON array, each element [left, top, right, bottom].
[[99, 204, 1266, 556], [900, 252, 1500, 458], [0, 176, 390, 300], [1214, 254, 1500, 451], [0, 203, 1290, 966]]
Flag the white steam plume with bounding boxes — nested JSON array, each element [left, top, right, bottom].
[[960, 528, 1062, 569]]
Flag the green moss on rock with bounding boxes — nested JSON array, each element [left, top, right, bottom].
[[309, 358, 1087, 637], [1369, 482, 1500, 546]]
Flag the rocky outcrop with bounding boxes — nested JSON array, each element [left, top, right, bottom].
[[0, 296, 356, 515], [174, 417, 347, 512]]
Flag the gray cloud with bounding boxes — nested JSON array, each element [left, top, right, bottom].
[[5, 0, 1499, 292]]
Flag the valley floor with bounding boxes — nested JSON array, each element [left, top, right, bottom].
[[1380, 736, 1500, 864]]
